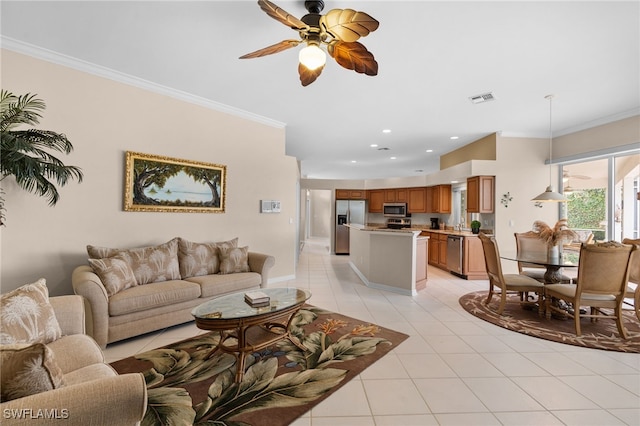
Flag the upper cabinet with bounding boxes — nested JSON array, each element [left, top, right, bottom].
[[467, 176, 494, 213], [368, 190, 384, 212], [384, 188, 407, 202], [396, 188, 408, 203], [336, 189, 367, 200], [429, 184, 452, 213], [407, 187, 427, 213], [384, 189, 396, 202]]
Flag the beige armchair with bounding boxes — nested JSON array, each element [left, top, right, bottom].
[[0, 295, 147, 425], [479, 233, 546, 315], [544, 241, 636, 338], [622, 238, 640, 321], [514, 231, 572, 283]]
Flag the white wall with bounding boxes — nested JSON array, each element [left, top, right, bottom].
[[1, 50, 299, 295]]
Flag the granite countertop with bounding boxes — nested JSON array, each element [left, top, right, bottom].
[[347, 224, 420, 234], [366, 223, 489, 237]]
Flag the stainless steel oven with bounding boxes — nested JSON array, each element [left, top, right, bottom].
[[383, 203, 408, 217]]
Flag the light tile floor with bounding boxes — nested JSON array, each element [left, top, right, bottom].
[[104, 238, 640, 426]]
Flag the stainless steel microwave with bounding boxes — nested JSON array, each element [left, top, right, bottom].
[[383, 203, 408, 217]]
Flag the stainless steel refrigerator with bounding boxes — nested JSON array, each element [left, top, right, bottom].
[[335, 200, 366, 254]]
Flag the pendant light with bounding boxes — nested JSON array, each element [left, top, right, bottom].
[[532, 94, 568, 202]]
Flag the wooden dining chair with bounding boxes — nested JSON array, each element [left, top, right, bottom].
[[514, 231, 572, 283], [544, 241, 636, 338], [622, 238, 640, 321], [478, 233, 545, 315]]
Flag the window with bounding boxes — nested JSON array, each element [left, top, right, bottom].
[[614, 153, 640, 240], [561, 152, 640, 241]]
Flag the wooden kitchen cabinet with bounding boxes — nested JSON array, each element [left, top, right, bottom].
[[425, 232, 488, 280], [463, 236, 488, 279], [428, 232, 439, 265], [437, 233, 448, 269], [396, 188, 408, 202], [429, 185, 452, 213], [336, 189, 366, 200], [384, 189, 398, 202], [368, 190, 384, 212], [407, 187, 427, 213], [467, 176, 494, 213]]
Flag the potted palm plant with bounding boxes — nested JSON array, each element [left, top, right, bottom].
[[0, 90, 83, 225], [470, 220, 481, 234]]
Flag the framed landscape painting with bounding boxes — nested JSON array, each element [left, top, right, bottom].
[[124, 151, 226, 213]]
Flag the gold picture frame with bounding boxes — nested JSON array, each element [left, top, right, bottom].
[[124, 151, 226, 213]]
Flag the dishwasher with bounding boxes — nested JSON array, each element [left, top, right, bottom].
[[446, 235, 464, 277]]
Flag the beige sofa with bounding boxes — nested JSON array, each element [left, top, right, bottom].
[[72, 237, 275, 348], [0, 290, 147, 425]]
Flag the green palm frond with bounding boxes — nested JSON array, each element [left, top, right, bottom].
[[0, 90, 83, 225], [0, 90, 45, 131]]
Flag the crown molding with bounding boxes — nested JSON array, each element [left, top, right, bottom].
[[1, 36, 286, 129], [554, 107, 640, 137]]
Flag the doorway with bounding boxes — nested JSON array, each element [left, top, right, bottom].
[[301, 189, 331, 249]]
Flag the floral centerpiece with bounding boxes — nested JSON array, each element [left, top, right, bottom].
[[532, 219, 578, 255]]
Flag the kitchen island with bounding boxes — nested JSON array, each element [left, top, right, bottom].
[[347, 224, 427, 296]]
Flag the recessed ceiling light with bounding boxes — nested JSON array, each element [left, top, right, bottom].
[[450, 136, 459, 140], [451, 180, 459, 184], [390, 156, 396, 160], [426, 149, 433, 153], [382, 129, 391, 134], [351, 160, 357, 163], [370, 144, 378, 148]]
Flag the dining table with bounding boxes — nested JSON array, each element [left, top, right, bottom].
[[500, 250, 579, 284]]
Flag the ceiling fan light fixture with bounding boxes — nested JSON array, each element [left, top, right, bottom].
[[299, 43, 326, 70]]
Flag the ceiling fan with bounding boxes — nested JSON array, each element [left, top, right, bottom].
[[562, 171, 590, 194], [239, 0, 379, 86], [562, 170, 591, 182]]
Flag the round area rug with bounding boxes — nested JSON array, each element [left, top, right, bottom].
[[459, 291, 640, 353]]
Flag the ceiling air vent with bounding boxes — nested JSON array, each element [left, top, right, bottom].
[[377, 147, 390, 151], [469, 92, 496, 104]]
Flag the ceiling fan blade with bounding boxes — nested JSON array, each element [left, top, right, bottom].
[[328, 41, 378, 76], [298, 63, 324, 86], [258, 0, 308, 31], [239, 39, 301, 59], [320, 9, 379, 42], [563, 172, 591, 180]]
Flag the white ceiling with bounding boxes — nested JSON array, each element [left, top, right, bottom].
[[1, 1, 638, 180]]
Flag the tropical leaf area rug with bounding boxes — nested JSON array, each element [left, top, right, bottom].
[[111, 305, 408, 425], [459, 291, 640, 353]]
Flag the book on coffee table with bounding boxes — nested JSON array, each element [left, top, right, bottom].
[[244, 291, 270, 306]]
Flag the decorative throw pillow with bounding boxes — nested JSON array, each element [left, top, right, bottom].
[[0, 279, 62, 345], [177, 237, 238, 278], [216, 237, 239, 253], [0, 343, 65, 402], [178, 239, 220, 278], [87, 238, 181, 285], [88, 256, 138, 297], [219, 246, 250, 274]]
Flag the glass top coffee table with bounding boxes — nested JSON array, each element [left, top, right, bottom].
[[191, 287, 311, 382]]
